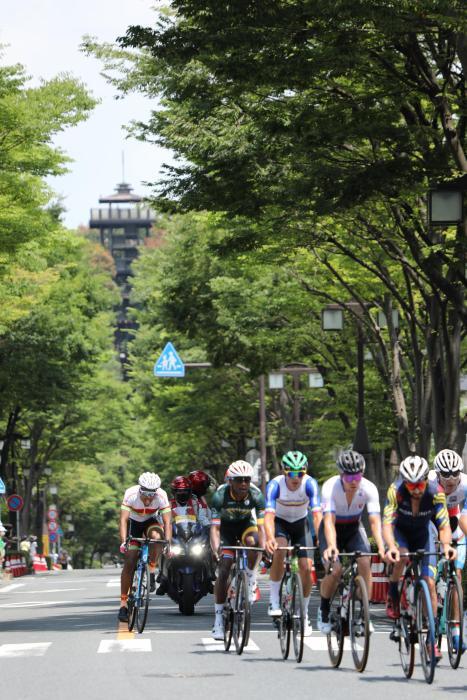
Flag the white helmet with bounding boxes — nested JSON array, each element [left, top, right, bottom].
[[399, 455, 429, 483], [138, 472, 161, 492], [226, 460, 254, 478], [433, 449, 464, 477]]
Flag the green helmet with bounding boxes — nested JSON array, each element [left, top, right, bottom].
[[281, 450, 308, 472]]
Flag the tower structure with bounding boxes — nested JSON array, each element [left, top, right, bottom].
[[89, 181, 156, 364]]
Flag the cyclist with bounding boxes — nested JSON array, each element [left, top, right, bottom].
[[264, 450, 321, 635], [118, 472, 172, 622], [317, 450, 385, 634], [383, 455, 455, 659], [210, 460, 265, 640], [156, 475, 211, 595], [429, 449, 467, 652]]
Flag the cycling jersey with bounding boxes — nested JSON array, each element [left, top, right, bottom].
[[265, 474, 320, 522], [428, 470, 467, 517], [383, 478, 449, 532], [210, 483, 265, 526], [170, 495, 211, 529], [121, 485, 171, 523], [321, 475, 380, 524]]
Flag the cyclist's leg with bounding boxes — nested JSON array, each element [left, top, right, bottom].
[[241, 523, 261, 600], [293, 518, 313, 633], [212, 523, 236, 637], [268, 519, 287, 613], [317, 521, 342, 631], [119, 518, 142, 617], [453, 534, 466, 650], [347, 525, 372, 599], [421, 526, 437, 615], [386, 528, 407, 618], [146, 520, 165, 592]]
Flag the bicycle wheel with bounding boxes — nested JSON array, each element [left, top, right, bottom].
[[398, 576, 415, 678], [445, 574, 463, 669], [136, 563, 150, 633], [233, 571, 250, 655], [279, 574, 291, 660], [327, 589, 344, 668], [291, 573, 305, 663], [416, 579, 436, 684], [349, 574, 370, 672], [127, 567, 138, 632]]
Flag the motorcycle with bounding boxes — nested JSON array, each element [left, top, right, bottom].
[[165, 521, 213, 615]]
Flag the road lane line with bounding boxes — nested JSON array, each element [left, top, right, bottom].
[[0, 643, 51, 657], [27, 588, 85, 594], [106, 578, 120, 587], [98, 639, 151, 653], [201, 638, 259, 652], [0, 600, 73, 608], [303, 637, 361, 651], [0, 583, 25, 593]]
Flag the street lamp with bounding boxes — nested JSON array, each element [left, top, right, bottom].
[[322, 303, 371, 456], [428, 176, 467, 226]]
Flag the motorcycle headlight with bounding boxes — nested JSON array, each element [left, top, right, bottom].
[[171, 544, 183, 556], [190, 543, 204, 556]]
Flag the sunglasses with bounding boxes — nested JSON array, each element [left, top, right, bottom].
[[405, 480, 427, 492], [140, 489, 157, 497], [342, 473, 363, 483], [440, 474, 460, 485], [285, 470, 306, 478], [232, 476, 251, 483]]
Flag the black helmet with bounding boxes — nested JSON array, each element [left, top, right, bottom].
[[336, 450, 366, 474]]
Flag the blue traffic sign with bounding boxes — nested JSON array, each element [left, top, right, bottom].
[[0, 477, 5, 495], [154, 342, 185, 377], [49, 532, 57, 543]]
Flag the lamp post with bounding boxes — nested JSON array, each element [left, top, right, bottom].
[[268, 363, 324, 450], [322, 304, 371, 456]]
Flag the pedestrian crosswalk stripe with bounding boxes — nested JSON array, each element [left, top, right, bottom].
[[0, 600, 74, 608], [0, 583, 25, 593], [106, 578, 120, 587], [201, 638, 259, 652], [304, 637, 361, 651], [0, 643, 51, 657], [97, 639, 152, 653]]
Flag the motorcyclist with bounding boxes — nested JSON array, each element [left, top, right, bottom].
[[156, 476, 211, 595]]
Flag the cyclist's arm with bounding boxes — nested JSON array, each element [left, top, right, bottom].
[[382, 483, 399, 556], [307, 478, 322, 533], [368, 514, 385, 557], [264, 480, 279, 549], [161, 509, 172, 544], [323, 512, 337, 550], [119, 506, 130, 543], [210, 523, 221, 556], [460, 513, 467, 537]]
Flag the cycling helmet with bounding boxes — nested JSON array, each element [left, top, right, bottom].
[[188, 470, 211, 497], [336, 450, 366, 474], [226, 460, 254, 478], [399, 455, 429, 483], [281, 450, 308, 471], [433, 449, 464, 477], [171, 476, 192, 505], [138, 472, 161, 493]]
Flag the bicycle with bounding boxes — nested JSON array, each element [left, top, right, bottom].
[[221, 545, 263, 655], [126, 537, 167, 634], [390, 550, 437, 684], [327, 551, 372, 672], [274, 545, 315, 663], [435, 550, 464, 669]]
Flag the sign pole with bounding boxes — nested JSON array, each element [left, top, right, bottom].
[[16, 510, 20, 549]]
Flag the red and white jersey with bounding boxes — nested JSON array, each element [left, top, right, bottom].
[[121, 485, 170, 523], [170, 495, 210, 528]]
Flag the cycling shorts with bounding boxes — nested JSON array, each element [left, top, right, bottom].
[[318, 521, 370, 563], [128, 517, 164, 549], [394, 525, 436, 578], [220, 519, 259, 559], [275, 516, 313, 558]]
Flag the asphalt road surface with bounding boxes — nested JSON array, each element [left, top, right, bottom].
[[0, 569, 466, 699]]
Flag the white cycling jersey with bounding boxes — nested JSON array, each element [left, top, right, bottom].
[[428, 470, 467, 539], [265, 474, 320, 523], [321, 475, 380, 525], [121, 485, 170, 523]]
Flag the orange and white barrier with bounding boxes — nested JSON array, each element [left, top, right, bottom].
[[5, 555, 28, 577], [32, 554, 48, 573], [370, 555, 389, 603]]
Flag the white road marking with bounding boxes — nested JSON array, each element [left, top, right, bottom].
[[27, 588, 85, 594], [201, 637, 259, 652], [0, 584, 25, 593], [106, 579, 120, 588], [0, 643, 51, 657], [97, 639, 152, 653], [0, 600, 73, 608], [304, 636, 361, 651]]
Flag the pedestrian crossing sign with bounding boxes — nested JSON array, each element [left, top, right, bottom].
[[154, 342, 185, 377]]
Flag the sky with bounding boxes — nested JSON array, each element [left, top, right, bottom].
[[0, 0, 171, 229]]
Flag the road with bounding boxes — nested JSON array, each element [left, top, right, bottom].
[[0, 569, 465, 699]]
